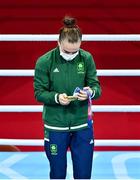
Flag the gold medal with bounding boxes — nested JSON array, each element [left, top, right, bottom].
[[67, 96, 78, 101]]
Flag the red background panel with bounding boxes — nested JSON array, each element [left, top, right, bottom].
[[0, 0, 140, 151], [0, 42, 140, 69], [0, 77, 140, 105], [0, 0, 140, 34]]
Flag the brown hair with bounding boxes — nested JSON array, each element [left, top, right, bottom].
[[59, 16, 82, 43]]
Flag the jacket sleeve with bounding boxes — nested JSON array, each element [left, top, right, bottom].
[[33, 57, 58, 105], [85, 54, 101, 99]]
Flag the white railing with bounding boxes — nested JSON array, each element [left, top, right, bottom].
[[0, 34, 140, 147], [0, 69, 140, 76], [0, 139, 140, 146], [0, 34, 140, 41], [0, 105, 140, 112]]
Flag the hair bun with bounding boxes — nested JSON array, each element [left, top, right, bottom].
[[63, 16, 76, 28]]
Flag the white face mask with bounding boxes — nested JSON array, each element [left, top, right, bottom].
[[60, 48, 79, 61]]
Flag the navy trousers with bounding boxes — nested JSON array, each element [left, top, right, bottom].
[[44, 127, 94, 179]]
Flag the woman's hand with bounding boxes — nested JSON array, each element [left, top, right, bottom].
[[77, 86, 93, 101], [59, 93, 70, 105]]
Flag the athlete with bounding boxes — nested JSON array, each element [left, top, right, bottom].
[[34, 16, 101, 179]]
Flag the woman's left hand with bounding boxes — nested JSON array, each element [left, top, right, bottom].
[[77, 86, 93, 101]]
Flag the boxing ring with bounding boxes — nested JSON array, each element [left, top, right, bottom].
[[0, 34, 140, 179]]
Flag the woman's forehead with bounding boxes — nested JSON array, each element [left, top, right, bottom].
[[61, 40, 81, 51]]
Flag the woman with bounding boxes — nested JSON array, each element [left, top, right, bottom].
[[34, 16, 101, 179]]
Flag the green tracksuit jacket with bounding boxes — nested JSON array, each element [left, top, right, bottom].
[[34, 46, 101, 134]]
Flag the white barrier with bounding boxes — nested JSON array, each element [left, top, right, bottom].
[[0, 70, 34, 76], [91, 105, 140, 112], [0, 69, 140, 76], [0, 139, 140, 146], [0, 34, 140, 41], [0, 105, 140, 112], [0, 34, 139, 147], [97, 69, 140, 76]]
